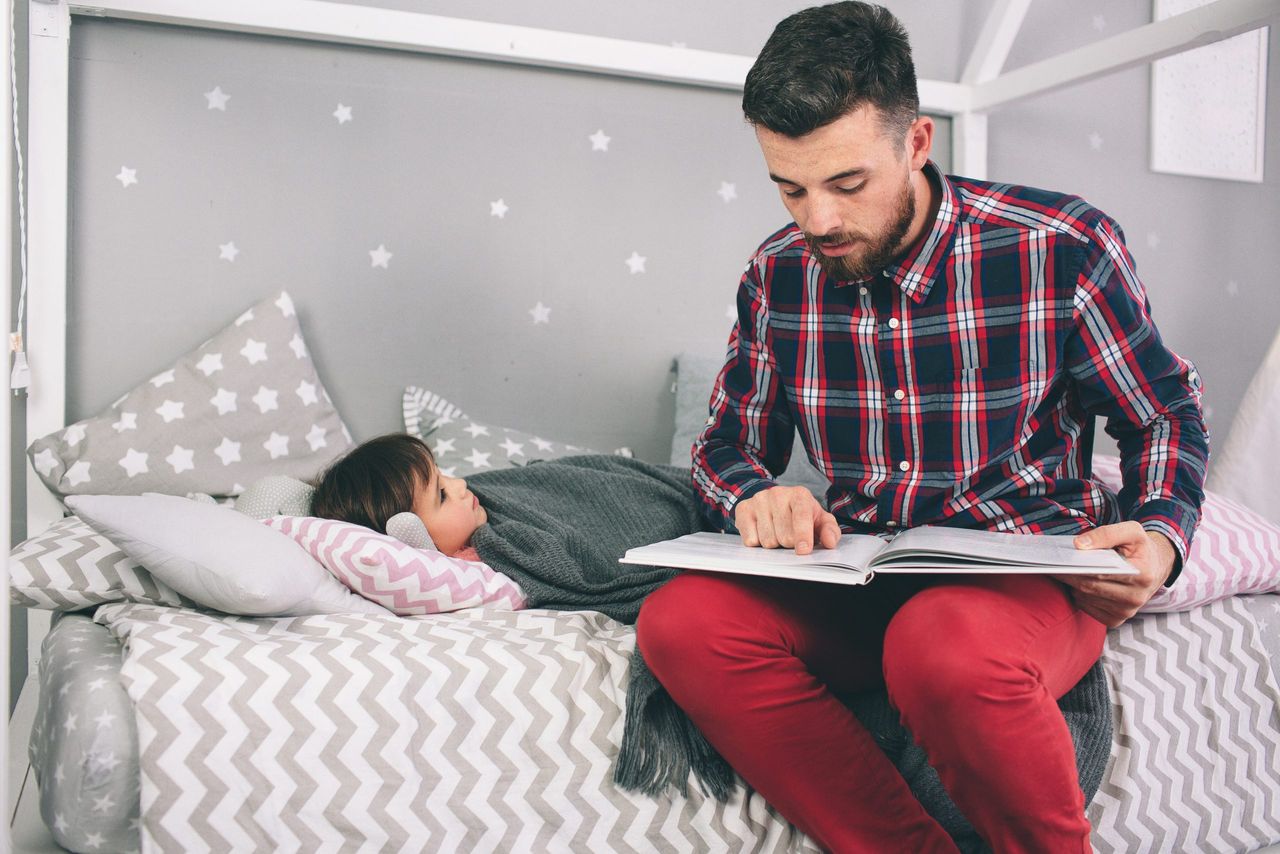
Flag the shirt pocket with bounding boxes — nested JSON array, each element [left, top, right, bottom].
[[918, 361, 1032, 470]]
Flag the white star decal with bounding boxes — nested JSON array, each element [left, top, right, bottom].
[[263, 432, 290, 459], [334, 103, 353, 124], [88, 680, 109, 695], [439, 465, 457, 477], [235, 308, 254, 326], [296, 380, 318, 405], [96, 752, 122, 773], [625, 251, 647, 274], [464, 422, 491, 438], [119, 449, 149, 478], [92, 794, 114, 813], [717, 181, 737, 202], [116, 166, 137, 188], [33, 448, 57, 476], [531, 437, 554, 452], [63, 713, 77, 733], [276, 292, 295, 316], [83, 831, 105, 850], [589, 129, 611, 151], [155, 400, 185, 423], [252, 386, 280, 413], [166, 445, 195, 474], [150, 369, 175, 387], [63, 423, 87, 446], [241, 338, 268, 364], [214, 437, 241, 466], [490, 198, 509, 218], [1088, 131, 1103, 151], [54, 813, 69, 833], [370, 244, 393, 268], [195, 352, 223, 376], [204, 85, 230, 110], [529, 301, 551, 324], [433, 437, 456, 456], [210, 388, 238, 415], [219, 241, 239, 262], [500, 437, 525, 457], [112, 412, 138, 433], [289, 333, 307, 359], [464, 448, 492, 469], [65, 460, 92, 487], [306, 424, 328, 451]]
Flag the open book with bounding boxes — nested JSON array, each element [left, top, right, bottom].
[[620, 526, 1138, 587]]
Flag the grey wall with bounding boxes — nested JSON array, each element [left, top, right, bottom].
[[61, 4, 959, 464], [977, 0, 1280, 448]]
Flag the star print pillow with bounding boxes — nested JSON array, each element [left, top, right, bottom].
[[402, 387, 629, 477], [28, 292, 353, 498]]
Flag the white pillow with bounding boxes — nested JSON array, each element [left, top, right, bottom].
[[65, 493, 389, 617]]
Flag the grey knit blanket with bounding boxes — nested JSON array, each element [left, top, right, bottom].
[[467, 455, 1111, 844]]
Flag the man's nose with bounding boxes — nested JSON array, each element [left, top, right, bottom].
[[805, 195, 842, 236]]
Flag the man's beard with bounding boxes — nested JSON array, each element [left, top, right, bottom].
[[805, 179, 917, 281]]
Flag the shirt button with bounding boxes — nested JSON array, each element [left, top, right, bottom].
[[888, 317, 900, 329], [882, 269, 893, 277], [705, 416, 716, 426], [885, 520, 898, 527], [893, 389, 905, 400], [898, 460, 910, 472], [858, 286, 868, 296]]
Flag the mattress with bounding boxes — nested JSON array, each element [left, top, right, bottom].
[[30, 593, 1280, 854]]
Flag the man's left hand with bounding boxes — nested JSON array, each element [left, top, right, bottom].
[[1053, 522, 1177, 628]]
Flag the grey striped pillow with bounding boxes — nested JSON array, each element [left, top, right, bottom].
[[9, 516, 193, 610]]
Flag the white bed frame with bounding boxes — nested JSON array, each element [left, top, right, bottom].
[[7, 0, 1276, 848]]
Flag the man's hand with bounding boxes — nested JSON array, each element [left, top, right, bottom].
[[1054, 522, 1178, 628], [733, 486, 841, 555]]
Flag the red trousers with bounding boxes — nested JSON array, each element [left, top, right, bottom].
[[636, 571, 1106, 854]]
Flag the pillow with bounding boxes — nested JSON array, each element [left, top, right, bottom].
[[403, 387, 626, 478], [66, 494, 389, 617], [266, 516, 526, 615], [28, 291, 353, 499], [8, 515, 194, 610], [669, 351, 831, 500], [1090, 454, 1280, 612]]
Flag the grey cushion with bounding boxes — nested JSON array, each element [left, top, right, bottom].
[[669, 352, 831, 501], [404, 387, 628, 478], [28, 292, 353, 499]]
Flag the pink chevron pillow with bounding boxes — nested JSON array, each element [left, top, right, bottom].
[[264, 516, 526, 616], [1091, 454, 1280, 612]]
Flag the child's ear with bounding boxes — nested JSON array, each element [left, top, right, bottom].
[[386, 511, 437, 551]]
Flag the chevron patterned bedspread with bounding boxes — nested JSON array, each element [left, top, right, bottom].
[[91, 603, 820, 853], [63, 594, 1280, 853]]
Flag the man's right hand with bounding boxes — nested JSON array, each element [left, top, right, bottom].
[[732, 486, 842, 555]]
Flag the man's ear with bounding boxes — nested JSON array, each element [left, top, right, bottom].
[[386, 511, 437, 551], [905, 115, 934, 172]]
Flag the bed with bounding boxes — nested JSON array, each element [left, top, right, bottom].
[[10, 2, 1280, 852]]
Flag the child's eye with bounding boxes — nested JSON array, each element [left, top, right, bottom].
[[439, 488, 447, 502]]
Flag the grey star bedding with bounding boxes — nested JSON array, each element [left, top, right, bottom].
[[30, 593, 1280, 853]]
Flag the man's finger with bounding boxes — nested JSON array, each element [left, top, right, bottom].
[[790, 497, 816, 554], [755, 512, 779, 549], [817, 513, 841, 549], [736, 504, 759, 548], [1074, 521, 1146, 551]]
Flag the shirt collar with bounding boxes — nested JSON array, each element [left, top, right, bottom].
[[835, 160, 958, 305]]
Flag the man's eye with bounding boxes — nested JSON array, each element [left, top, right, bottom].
[[836, 184, 863, 195], [783, 188, 804, 199]]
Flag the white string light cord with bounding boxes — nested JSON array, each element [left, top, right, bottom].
[[9, 0, 29, 394]]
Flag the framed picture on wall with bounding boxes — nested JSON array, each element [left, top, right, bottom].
[[1149, 0, 1268, 183]]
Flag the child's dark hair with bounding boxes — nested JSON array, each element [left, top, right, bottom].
[[311, 433, 435, 533]]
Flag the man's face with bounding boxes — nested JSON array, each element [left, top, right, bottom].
[[756, 105, 920, 281]]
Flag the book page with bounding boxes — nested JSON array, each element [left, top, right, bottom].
[[619, 532, 889, 586], [875, 526, 1134, 573]]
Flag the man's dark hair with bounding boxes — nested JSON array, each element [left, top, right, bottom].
[[743, 1, 918, 140], [311, 433, 435, 533]]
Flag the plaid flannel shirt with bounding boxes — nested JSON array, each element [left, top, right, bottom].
[[693, 163, 1208, 574]]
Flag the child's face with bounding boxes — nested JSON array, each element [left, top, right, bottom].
[[412, 469, 487, 555]]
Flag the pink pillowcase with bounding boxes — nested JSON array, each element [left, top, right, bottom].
[[1090, 455, 1280, 612], [265, 516, 526, 616]]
